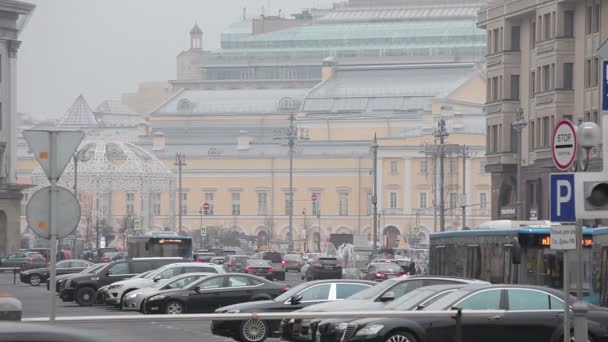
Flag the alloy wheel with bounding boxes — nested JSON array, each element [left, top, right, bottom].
[[242, 319, 267, 342], [166, 302, 184, 314], [387, 334, 414, 342], [29, 275, 41, 286]]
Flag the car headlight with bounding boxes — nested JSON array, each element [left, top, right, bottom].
[[355, 324, 384, 337], [337, 323, 349, 331], [108, 284, 121, 290], [149, 295, 166, 301], [126, 292, 140, 299], [90, 277, 99, 281], [226, 309, 240, 313]]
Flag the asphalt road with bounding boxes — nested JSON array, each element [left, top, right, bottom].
[[0, 270, 306, 342]]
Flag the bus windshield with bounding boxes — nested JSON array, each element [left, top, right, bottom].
[[128, 235, 192, 258]]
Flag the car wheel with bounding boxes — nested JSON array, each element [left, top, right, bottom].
[[239, 319, 269, 342], [75, 287, 96, 306], [29, 274, 42, 286], [385, 331, 418, 342], [165, 301, 185, 314]]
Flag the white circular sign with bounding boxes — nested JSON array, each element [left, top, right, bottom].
[[26, 186, 81, 239], [552, 120, 577, 171]]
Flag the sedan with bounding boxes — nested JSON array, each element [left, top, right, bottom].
[[342, 285, 608, 342], [244, 259, 274, 279], [304, 257, 342, 281], [123, 272, 212, 312], [0, 251, 46, 270], [144, 273, 286, 314], [212, 280, 376, 342], [21, 259, 93, 286], [359, 263, 405, 281], [284, 254, 304, 272]]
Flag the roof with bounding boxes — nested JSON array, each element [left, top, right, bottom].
[[95, 100, 136, 115], [302, 64, 475, 115], [151, 88, 308, 115], [190, 23, 202, 34], [57, 95, 98, 128], [318, 6, 480, 22]]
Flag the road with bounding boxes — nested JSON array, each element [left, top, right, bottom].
[[0, 271, 305, 342]]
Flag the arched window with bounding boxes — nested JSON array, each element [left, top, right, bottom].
[[177, 99, 193, 114]]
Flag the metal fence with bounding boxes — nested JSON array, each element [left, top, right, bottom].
[[0, 267, 20, 285]]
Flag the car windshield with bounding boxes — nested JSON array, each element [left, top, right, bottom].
[[246, 260, 271, 267], [134, 270, 154, 279], [386, 288, 442, 310], [83, 264, 105, 274], [423, 289, 473, 310], [375, 263, 400, 272], [285, 254, 301, 260], [262, 252, 283, 263], [347, 279, 397, 299]]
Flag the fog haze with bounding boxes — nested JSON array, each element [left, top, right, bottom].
[[18, 0, 336, 119]]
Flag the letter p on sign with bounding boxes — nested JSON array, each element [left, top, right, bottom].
[[550, 173, 576, 222]]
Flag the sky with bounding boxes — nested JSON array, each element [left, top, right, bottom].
[[17, 0, 337, 119]]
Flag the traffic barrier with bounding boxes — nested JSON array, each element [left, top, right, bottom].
[[0, 267, 20, 285]]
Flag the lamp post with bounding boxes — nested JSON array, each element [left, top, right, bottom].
[[302, 208, 307, 252], [512, 108, 527, 220], [175, 153, 187, 232], [434, 120, 449, 232], [371, 134, 379, 258], [312, 193, 320, 252]]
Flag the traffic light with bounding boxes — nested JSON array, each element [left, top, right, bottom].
[[585, 182, 608, 209], [576, 173, 608, 219]]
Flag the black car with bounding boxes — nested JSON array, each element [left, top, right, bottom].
[[259, 250, 286, 281], [48, 263, 105, 292], [308, 284, 467, 342], [281, 276, 489, 342], [212, 279, 376, 342], [359, 263, 405, 281], [342, 284, 608, 342], [20, 259, 93, 286], [304, 257, 342, 281], [61, 257, 184, 306], [144, 273, 286, 315], [244, 259, 274, 279]]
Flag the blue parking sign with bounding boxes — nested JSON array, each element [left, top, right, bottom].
[[550, 173, 576, 222], [603, 60, 608, 111]]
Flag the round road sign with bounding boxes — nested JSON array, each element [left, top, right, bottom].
[[203, 202, 210, 210], [312, 194, 317, 201], [26, 186, 81, 240], [552, 120, 577, 171]]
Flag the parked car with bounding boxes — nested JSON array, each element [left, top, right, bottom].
[[61, 257, 184, 306], [144, 273, 286, 314], [307, 284, 467, 342], [284, 254, 304, 272], [223, 255, 249, 273], [102, 262, 225, 307], [211, 256, 225, 265], [304, 256, 342, 281], [212, 279, 376, 342], [359, 262, 405, 281], [20, 259, 93, 286], [195, 252, 216, 262], [283, 276, 489, 342], [244, 259, 274, 279], [100, 252, 118, 263], [0, 251, 47, 270], [259, 250, 286, 281], [49, 263, 105, 292], [122, 272, 213, 312], [341, 284, 608, 342], [96, 270, 155, 304], [111, 252, 127, 261]]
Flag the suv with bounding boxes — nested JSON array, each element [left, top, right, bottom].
[[0, 251, 47, 270], [304, 256, 342, 280], [61, 257, 184, 306], [260, 250, 285, 281]]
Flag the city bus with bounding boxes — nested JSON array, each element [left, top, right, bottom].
[[429, 224, 597, 303], [127, 233, 192, 259]]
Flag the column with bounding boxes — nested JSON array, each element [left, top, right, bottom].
[[7, 40, 20, 184]]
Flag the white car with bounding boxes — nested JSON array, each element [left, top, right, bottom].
[[103, 262, 224, 306], [122, 272, 213, 312]]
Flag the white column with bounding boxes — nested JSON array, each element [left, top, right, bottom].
[[403, 158, 412, 215], [465, 158, 472, 215], [7, 40, 19, 183]]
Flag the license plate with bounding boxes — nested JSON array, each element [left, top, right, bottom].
[[324, 266, 334, 269]]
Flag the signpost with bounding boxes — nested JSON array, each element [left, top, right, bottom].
[[551, 224, 576, 342], [23, 129, 84, 321], [552, 120, 577, 171], [133, 219, 141, 231], [550, 173, 576, 222]]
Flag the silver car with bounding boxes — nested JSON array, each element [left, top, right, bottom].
[[122, 272, 213, 312]]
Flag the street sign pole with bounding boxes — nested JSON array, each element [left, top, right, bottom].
[[563, 250, 570, 342], [48, 131, 58, 322]]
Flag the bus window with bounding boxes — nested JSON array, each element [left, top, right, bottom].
[[525, 248, 563, 289], [600, 247, 608, 306], [465, 245, 481, 279], [432, 246, 446, 275], [503, 245, 513, 283]]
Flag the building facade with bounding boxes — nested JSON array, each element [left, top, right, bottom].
[[0, 0, 34, 255], [478, 0, 607, 222]]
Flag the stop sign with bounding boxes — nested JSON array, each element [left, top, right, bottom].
[[312, 194, 317, 201], [202, 202, 210, 210]]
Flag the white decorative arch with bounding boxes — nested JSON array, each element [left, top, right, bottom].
[[382, 224, 402, 235], [335, 226, 353, 234]]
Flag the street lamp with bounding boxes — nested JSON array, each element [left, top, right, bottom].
[[512, 108, 527, 220], [434, 120, 449, 232], [175, 153, 187, 232], [370, 134, 379, 258]]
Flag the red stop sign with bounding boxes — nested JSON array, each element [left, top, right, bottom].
[[202, 203, 210, 210], [311, 194, 317, 201]]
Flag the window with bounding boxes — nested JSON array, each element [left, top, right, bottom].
[[184, 266, 218, 273], [179, 192, 187, 215], [593, 58, 599, 87], [312, 193, 321, 216], [300, 284, 331, 301], [388, 280, 424, 298], [449, 192, 458, 210], [339, 193, 349, 216], [543, 65, 551, 92], [529, 120, 535, 149], [164, 275, 199, 290], [530, 20, 536, 48], [159, 267, 180, 279], [543, 13, 551, 40], [564, 11, 574, 37], [563, 63, 573, 90], [204, 192, 214, 215], [510, 26, 520, 51], [419, 192, 427, 209], [588, 3, 600, 34], [492, 29, 499, 53], [530, 71, 535, 96], [366, 192, 373, 215], [465, 246, 481, 279], [390, 160, 398, 175], [458, 290, 502, 310], [228, 275, 250, 287], [0, 102, 2, 130], [586, 59, 592, 88], [491, 76, 499, 102], [389, 192, 398, 209], [176, 99, 193, 114], [231, 192, 240, 216], [336, 284, 371, 299], [126, 193, 135, 215], [107, 262, 129, 275], [479, 161, 487, 174], [507, 289, 562, 310], [284, 193, 292, 216], [197, 276, 224, 289], [480, 193, 488, 210], [449, 158, 457, 173], [258, 192, 267, 215], [510, 75, 519, 99], [151, 192, 161, 216], [542, 116, 550, 147], [420, 160, 428, 174]]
